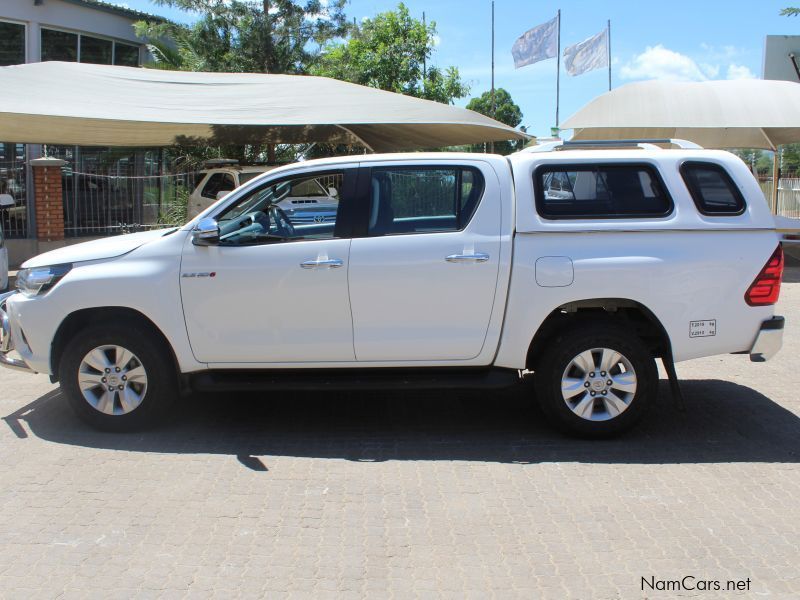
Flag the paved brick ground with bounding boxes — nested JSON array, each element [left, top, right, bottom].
[[1, 279, 799, 599]]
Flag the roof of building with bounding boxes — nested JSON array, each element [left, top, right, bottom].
[[60, 0, 168, 23]]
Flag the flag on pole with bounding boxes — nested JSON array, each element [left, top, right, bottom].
[[511, 15, 559, 68], [563, 27, 609, 76]]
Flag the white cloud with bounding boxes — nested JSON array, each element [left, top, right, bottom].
[[620, 45, 711, 81], [621, 44, 758, 83], [727, 63, 756, 79], [699, 63, 720, 79]]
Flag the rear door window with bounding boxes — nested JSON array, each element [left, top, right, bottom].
[[535, 164, 672, 219], [681, 162, 746, 215], [367, 167, 485, 236]]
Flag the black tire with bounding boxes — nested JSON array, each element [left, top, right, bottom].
[[534, 322, 658, 437], [58, 322, 177, 432]]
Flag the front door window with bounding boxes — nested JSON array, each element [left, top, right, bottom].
[[215, 172, 344, 245]]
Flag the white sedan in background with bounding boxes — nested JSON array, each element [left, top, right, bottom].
[[187, 161, 340, 223]]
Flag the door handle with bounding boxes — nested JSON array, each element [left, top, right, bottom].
[[445, 253, 490, 263], [300, 258, 344, 269]]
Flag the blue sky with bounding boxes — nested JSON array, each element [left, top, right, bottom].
[[122, 0, 798, 138]]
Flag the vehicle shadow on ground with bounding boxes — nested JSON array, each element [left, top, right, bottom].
[[4, 379, 800, 465]]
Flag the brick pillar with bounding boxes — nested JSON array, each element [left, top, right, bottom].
[[30, 157, 66, 242]]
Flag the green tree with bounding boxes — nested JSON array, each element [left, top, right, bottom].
[[135, 0, 349, 74], [466, 88, 524, 154], [781, 7, 800, 16], [312, 3, 469, 104]]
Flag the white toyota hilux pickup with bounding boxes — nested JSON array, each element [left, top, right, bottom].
[[0, 141, 786, 436]]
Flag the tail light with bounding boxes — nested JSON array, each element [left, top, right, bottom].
[[745, 245, 784, 306]]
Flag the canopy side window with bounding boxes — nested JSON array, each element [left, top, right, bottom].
[[680, 161, 746, 216], [534, 163, 673, 219]]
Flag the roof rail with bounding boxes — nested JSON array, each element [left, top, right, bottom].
[[523, 138, 703, 153], [203, 158, 240, 168]]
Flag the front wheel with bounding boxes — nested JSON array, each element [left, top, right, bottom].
[[534, 323, 658, 437], [59, 323, 177, 431]]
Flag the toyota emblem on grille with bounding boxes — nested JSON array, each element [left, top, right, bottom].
[[314, 215, 325, 223]]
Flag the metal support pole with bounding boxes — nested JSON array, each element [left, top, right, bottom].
[[555, 9, 561, 129], [607, 19, 612, 91], [772, 150, 780, 214]]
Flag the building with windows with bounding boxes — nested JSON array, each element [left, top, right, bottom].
[[0, 0, 172, 266], [0, 0, 154, 68]]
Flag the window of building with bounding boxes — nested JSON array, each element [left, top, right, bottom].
[[114, 42, 140, 67], [681, 162, 746, 215], [0, 21, 25, 66], [535, 164, 673, 219], [80, 35, 112, 65], [367, 167, 485, 236], [41, 28, 78, 62]]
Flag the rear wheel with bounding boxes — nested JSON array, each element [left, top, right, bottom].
[[534, 323, 657, 437], [59, 323, 176, 431]]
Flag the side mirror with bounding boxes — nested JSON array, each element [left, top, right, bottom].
[[192, 217, 220, 246], [0, 194, 14, 208], [216, 190, 231, 201], [327, 187, 338, 198]]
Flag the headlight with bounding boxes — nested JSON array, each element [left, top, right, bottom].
[[16, 264, 72, 297]]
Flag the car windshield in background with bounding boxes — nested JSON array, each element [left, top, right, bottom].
[[238, 172, 265, 185]]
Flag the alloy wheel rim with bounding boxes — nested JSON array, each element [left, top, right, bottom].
[[560, 347, 637, 421], [78, 345, 147, 415]]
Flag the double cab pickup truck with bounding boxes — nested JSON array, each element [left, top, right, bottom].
[[0, 140, 786, 436]]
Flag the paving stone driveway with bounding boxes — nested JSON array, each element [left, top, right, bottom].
[[0, 283, 799, 599]]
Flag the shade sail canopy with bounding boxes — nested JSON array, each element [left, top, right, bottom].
[[0, 62, 527, 151], [562, 79, 800, 150]]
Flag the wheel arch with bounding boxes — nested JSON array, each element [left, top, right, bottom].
[[50, 306, 180, 383], [525, 298, 672, 372]]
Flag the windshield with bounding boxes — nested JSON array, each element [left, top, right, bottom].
[[238, 171, 266, 185]]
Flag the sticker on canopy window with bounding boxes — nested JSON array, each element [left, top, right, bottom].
[[689, 320, 716, 338]]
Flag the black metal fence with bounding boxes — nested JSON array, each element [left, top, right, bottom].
[[46, 146, 199, 237], [0, 143, 27, 238]]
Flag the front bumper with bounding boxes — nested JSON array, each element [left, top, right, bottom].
[[749, 316, 785, 362], [0, 291, 35, 373]]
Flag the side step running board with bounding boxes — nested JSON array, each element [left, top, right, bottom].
[[190, 367, 522, 393]]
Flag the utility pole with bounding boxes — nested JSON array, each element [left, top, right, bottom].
[[264, 0, 275, 163], [490, 1, 495, 153]]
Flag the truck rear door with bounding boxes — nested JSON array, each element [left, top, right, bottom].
[[347, 160, 503, 361]]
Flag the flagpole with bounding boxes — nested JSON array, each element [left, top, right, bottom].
[[556, 9, 561, 130], [490, 0, 495, 153], [607, 19, 612, 91]]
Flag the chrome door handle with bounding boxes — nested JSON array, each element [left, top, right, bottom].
[[300, 258, 344, 269], [445, 253, 490, 263]]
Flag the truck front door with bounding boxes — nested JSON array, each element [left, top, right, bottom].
[[180, 168, 358, 364]]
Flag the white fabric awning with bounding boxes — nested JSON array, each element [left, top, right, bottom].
[[0, 62, 528, 151], [562, 79, 800, 150]]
